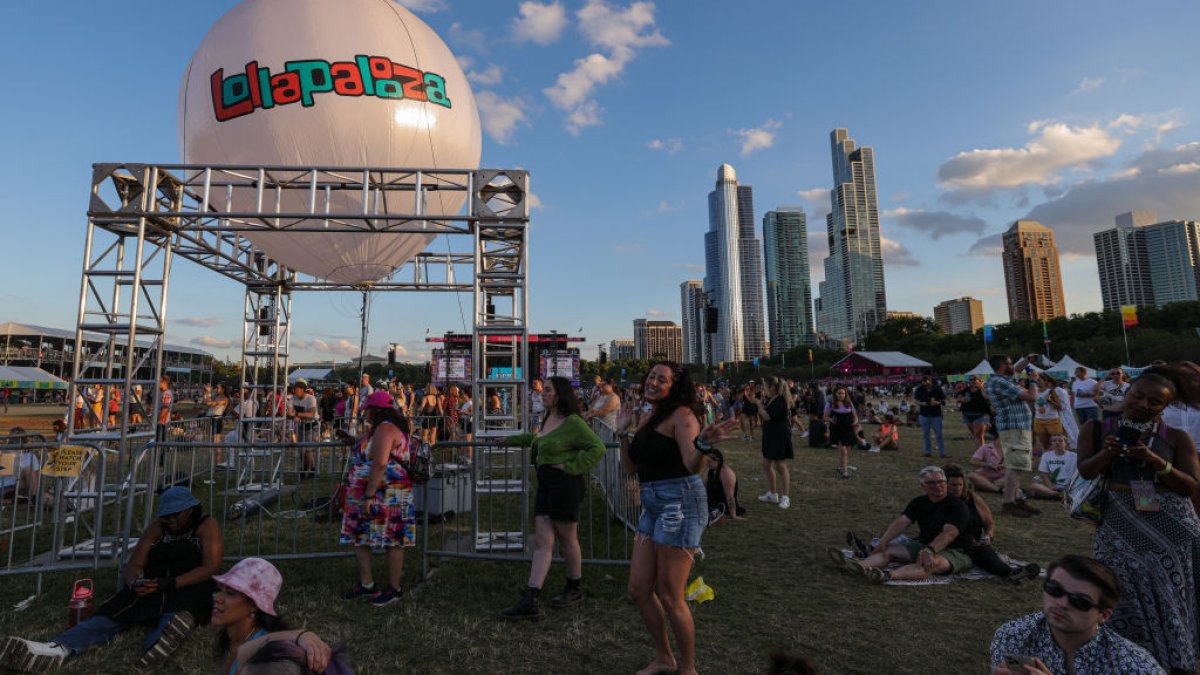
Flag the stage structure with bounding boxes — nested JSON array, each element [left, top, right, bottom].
[[68, 163, 530, 547]]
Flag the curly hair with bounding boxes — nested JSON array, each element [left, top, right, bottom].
[[635, 361, 703, 441]]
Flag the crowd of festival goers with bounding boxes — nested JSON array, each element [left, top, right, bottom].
[[3, 354, 1200, 673]]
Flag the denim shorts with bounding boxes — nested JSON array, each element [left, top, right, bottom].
[[961, 413, 989, 427], [637, 475, 707, 549]]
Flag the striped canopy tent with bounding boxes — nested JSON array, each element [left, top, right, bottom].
[[0, 365, 67, 390]]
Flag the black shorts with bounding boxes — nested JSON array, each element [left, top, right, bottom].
[[534, 465, 586, 523]]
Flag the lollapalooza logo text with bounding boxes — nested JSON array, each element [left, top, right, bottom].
[[210, 55, 452, 122]]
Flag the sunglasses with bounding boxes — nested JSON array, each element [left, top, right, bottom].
[[1043, 579, 1103, 612]]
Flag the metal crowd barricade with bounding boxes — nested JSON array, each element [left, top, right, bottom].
[[1, 436, 121, 587], [419, 438, 632, 579], [145, 439, 354, 561], [588, 420, 641, 532]]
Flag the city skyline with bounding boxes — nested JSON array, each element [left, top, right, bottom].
[[3, 2, 1199, 365], [704, 164, 766, 363]]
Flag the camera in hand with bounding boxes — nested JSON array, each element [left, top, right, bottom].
[[1116, 425, 1142, 447]]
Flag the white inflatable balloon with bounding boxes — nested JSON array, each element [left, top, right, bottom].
[[178, 0, 482, 284]]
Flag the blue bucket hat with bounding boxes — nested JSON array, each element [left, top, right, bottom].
[[157, 486, 201, 518]]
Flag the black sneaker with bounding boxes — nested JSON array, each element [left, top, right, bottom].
[[1008, 563, 1041, 584], [342, 581, 379, 600], [549, 587, 584, 609], [136, 610, 195, 669], [370, 585, 402, 607], [498, 595, 541, 621]]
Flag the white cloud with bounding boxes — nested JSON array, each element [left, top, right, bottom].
[[512, 1, 568, 45], [647, 137, 682, 154], [965, 141, 1200, 257], [175, 316, 221, 327], [190, 335, 235, 349], [475, 91, 528, 145], [1161, 162, 1200, 174], [797, 187, 831, 215], [881, 237, 919, 267], [646, 309, 667, 317], [884, 207, 987, 240], [393, 0, 448, 13], [938, 120, 1124, 196], [891, 192, 911, 203], [294, 338, 363, 358], [1071, 76, 1104, 94], [543, 0, 669, 134], [457, 56, 503, 86], [731, 119, 781, 156], [655, 200, 678, 213], [448, 22, 488, 52], [527, 192, 544, 210], [967, 233, 1004, 257]]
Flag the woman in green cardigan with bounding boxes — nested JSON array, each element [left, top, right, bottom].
[[498, 376, 607, 621]]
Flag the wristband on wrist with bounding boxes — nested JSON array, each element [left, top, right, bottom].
[[1156, 461, 1173, 481], [922, 546, 936, 556], [693, 437, 716, 454], [294, 629, 310, 645]]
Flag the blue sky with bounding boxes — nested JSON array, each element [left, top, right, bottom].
[[3, 0, 1199, 364]]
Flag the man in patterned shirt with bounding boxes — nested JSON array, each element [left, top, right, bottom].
[[990, 554, 1163, 674], [985, 355, 1040, 517]]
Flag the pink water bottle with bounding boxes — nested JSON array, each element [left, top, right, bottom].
[[67, 579, 94, 628]]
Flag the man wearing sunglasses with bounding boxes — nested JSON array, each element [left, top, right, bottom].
[[989, 554, 1164, 674]]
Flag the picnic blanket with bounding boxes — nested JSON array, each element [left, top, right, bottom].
[[836, 539, 1040, 586]]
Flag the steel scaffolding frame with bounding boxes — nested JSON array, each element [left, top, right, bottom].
[[70, 162, 531, 556]]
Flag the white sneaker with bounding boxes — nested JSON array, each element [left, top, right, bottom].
[[868, 446, 881, 453], [799, 432, 808, 438], [0, 637, 69, 673], [778, 496, 791, 509], [757, 491, 779, 504]]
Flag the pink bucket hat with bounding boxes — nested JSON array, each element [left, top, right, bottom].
[[362, 390, 394, 409], [213, 557, 282, 616]]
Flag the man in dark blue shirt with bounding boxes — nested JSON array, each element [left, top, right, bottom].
[[914, 376, 947, 457]]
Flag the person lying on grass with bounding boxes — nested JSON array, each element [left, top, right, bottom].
[[826, 465, 973, 583]]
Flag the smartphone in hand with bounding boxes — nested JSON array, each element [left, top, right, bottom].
[[1004, 654, 1035, 669]]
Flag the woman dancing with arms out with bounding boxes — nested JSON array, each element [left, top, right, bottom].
[[1076, 364, 1200, 675], [619, 362, 739, 675]]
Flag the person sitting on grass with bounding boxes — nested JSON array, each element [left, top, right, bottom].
[[989, 554, 1164, 675], [204, 558, 339, 675], [826, 466, 974, 583], [871, 414, 900, 451], [704, 449, 746, 525], [944, 465, 1040, 583], [1026, 434, 1078, 500], [968, 438, 1006, 494], [0, 487, 222, 672]]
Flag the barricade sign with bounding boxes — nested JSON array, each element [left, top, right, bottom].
[[42, 445, 88, 478], [0, 451, 15, 476]]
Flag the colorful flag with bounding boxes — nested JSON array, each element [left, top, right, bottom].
[[1121, 305, 1138, 328], [983, 325, 993, 343]]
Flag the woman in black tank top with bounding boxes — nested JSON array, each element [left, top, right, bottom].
[[618, 362, 738, 675]]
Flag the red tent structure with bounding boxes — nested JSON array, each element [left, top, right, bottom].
[[829, 351, 933, 385]]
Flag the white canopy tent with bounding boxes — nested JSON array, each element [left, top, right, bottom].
[[1046, 355, 1096, 380], [287, 368, 337, 385], [964, 360, 994, 377]]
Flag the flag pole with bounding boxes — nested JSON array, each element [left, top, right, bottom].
[[1121, 315, 1131, 365]]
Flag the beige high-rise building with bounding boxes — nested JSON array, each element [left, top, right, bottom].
[[933, 297, 985, 335], [1001, 220, 1067, 322], [633, 319, 684, 363], [608, 339, 636, 361]]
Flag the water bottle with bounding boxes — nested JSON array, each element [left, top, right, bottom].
[[67, 579, 94, 628]]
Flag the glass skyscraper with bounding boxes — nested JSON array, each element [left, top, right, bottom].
[[763, 207, 815, 351], [816, 129, 887, 346], [704, 164, 765, 363]]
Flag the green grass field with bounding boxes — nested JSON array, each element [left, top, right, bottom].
[[0, 421, 1096, 674]]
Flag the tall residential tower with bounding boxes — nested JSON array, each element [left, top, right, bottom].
[[704, 164, 765, 363], [816, 129, 886, 345], [1001, 220, 1067, 322], [763, 207, 815, 351]]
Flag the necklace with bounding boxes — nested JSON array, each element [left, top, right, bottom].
[[1117, 417, 1157, 433]]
